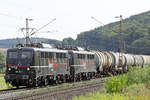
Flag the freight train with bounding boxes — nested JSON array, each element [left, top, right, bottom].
[[4, 43, 150, 87]]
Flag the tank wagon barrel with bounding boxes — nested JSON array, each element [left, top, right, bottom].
[[133, 55, 144, 67], [122, 53, 135, 72], [141, 55, 150, 66], [94, 50, 150, 75]]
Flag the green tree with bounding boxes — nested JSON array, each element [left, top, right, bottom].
[[62, 37, 75, 47], [0, 51, 6, 65], [0, 51, 6, 73]]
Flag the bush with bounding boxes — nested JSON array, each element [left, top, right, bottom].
[[104, 74, 127, 93], [73, 89, 150, 100], [104, 65, 150, 93], [0, 77, 15, 90], [127, 65, 150, 85]]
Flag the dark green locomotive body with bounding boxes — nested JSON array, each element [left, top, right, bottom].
[[5, 48, 34, 86], [5, 46, 97, 87]]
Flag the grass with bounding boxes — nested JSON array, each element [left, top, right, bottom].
[[0, 68, 6, 74], [0, 73, 4, 77], [72, 65, 150, 100], [0, 73, 15, 90]]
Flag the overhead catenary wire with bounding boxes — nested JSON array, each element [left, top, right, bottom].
[[0, 12, 23, 20], [91, 16, 119, 33], [30, 18, 56, 36]]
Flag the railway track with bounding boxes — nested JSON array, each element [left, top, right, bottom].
[[0, 87, 28, 95], [0, 87, 38, 100], [0, 78, 104, 100], [2, 80, 104, 100]]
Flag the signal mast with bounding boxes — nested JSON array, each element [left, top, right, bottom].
[[115, 15, 123, 67], [21, 18, 34, 46]]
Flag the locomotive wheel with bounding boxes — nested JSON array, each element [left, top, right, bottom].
[[63, 76, 66, 83], [87, 73, 91, 80], [74, 76, 77, 82], [12, 81, 19, 88], [55, 80, 59, 84], [79, 74, 82, 81], [28, 81, 32, 87], [33, 79, 39, 87], [15, 85, 19, 88], [13, 84, 19, 88]]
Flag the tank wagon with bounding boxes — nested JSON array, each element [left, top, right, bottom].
[[5, 43, 150, 87]]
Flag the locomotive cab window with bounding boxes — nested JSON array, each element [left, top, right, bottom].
[[63, 53, 67, 58], [56, 53, 66, 63], [41, 52, 45, 58], [49, 52, 53, 59], [21, 51, 32, 59], [87, 55, 94, 59], [56, 53, 66, 59], [78, 54, 85, 59], [45, 52, 48, 58], [8, 51, 17, 59], [56, 53, 60, 58]]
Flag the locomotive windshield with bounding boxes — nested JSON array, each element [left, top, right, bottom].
[[21, 51, 32, 59], [8, 51, 17, 59], [7, 49, 33, 66]]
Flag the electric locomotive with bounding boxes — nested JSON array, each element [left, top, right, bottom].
[[5, 43, 97, 87]]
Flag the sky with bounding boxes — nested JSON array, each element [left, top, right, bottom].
[[0, 0, 150, 40]]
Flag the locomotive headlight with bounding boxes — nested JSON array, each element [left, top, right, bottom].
[[27, 68, 30, 71], [51, 68, 54, 71], [8, 68, 11, 71]]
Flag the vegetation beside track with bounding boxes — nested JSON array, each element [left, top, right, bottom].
[[73, 84, 150, 100], [0, 74, 4, 77], [0, 77, 14, 90], [73, 65, 150, 100]]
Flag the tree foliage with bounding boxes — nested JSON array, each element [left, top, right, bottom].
[[74, 11, 150, 54], [0, 51, 6, 67]]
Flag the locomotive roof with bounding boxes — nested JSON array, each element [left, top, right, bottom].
[[7, 47, 94, 54], [7, 47, 34, 51], [33, 48, 95, 54], [8, 47, 68, 53], [33, 47, 68, 53], [69, 50, 95, 55]]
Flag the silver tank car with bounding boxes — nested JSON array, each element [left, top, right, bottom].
[[94, 50, 150, 74], [94, 51, 114, 72], [109, 52, 126, 73], [94, 51, 125, 74]]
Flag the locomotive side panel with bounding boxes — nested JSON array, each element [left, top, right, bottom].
[[53, 52, 69, 75], [72, 52, 96, 74]]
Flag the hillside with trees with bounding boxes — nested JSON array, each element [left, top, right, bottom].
[[46, 10, 150, 55], [73, 11, 150, 54], [1, 11, 150, 55], [0, 38, 49, 48]]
